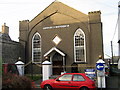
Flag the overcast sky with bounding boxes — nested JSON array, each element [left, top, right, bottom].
[[0, 0, 120, 58]]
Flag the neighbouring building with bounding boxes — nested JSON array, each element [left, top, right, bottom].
[[0, 23, 24, 64], [19, 1, 103, 75]]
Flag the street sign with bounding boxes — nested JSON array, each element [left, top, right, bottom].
[[96, 63, 104, 71], [85, 69, 96, 77]]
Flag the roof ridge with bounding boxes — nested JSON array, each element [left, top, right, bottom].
[[54, 0, 60, 2]]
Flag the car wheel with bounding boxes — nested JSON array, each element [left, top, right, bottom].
[[44, 85, 52, 90], [80, 87, 89, 90]]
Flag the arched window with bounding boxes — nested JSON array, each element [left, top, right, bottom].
[[74, 29, 86, 62], [32, 32, 41, 63]]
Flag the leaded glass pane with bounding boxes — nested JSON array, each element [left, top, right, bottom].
[[74, 29, 85, 62], [32, 33, 41, 63]]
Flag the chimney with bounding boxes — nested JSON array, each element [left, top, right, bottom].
[[2, 23, 9, 35], [88, 11, 101, 23]]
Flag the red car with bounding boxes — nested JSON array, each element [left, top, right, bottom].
[[40, 73, 96, 90]]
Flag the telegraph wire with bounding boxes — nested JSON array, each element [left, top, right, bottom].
[[111, 16, 119, 41], [111, 6, 120, 41], [110, 6, 119, 60]]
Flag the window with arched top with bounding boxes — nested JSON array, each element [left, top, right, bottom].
[[32, 32, 41, 63], [74, 29, 86, 62]]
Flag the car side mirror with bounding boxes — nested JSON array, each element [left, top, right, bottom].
[[56, 79, 60, 81]]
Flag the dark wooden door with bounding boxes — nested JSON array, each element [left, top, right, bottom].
[[52, 53, 63, 75], [53, 61, 63, 75]]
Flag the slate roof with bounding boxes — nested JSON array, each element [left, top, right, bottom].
[[0, 32, 11, 41]]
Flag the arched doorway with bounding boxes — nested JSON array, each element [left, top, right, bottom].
[[52, 52, 63, 75], [44, 47, 66, 75]]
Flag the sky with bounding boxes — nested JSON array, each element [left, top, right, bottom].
[[0, 0, 120, 58]]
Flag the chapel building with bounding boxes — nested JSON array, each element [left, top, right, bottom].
[[19, 1, 103, 75], [0, 23, 24, 64]]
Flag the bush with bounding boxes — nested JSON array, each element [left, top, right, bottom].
[[2, 73, 33, 90]]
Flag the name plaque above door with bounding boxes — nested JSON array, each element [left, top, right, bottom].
[[43, 25, 69, 30]]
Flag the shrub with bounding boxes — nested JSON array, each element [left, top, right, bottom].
[[2, 73, 33, 90]]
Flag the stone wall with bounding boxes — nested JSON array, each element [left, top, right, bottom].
[[1, 39, 24, 64]]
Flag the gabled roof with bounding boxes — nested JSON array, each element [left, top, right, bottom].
[[44, 47, 65, 57], [29, 0, 88, 30]]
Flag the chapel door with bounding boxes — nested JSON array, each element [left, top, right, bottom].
[[52, 52, 63, 75]]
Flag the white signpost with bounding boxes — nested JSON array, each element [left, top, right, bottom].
[[96, 58, 106, 89]]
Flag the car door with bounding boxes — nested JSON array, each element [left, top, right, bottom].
[[53, 74, 73, 89], [71, 74, 86, 89]]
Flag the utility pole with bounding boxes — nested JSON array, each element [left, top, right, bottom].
[[118, 2, 120, 56], [111, 41, 114, 64]]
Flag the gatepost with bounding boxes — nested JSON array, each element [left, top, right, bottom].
[[96, 55, 106, 89], [42, 60, 52, 81], [15, 61, 24, 76]]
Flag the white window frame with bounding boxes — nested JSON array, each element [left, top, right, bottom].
[[32, 32, 42, 63], [74, 28, 86, 63]]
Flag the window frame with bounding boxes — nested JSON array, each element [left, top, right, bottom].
[[72, 74, 85, 81], [74, 28, 86, 63], [57, 74, 72, 81], [32, 32, 42, 63]]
